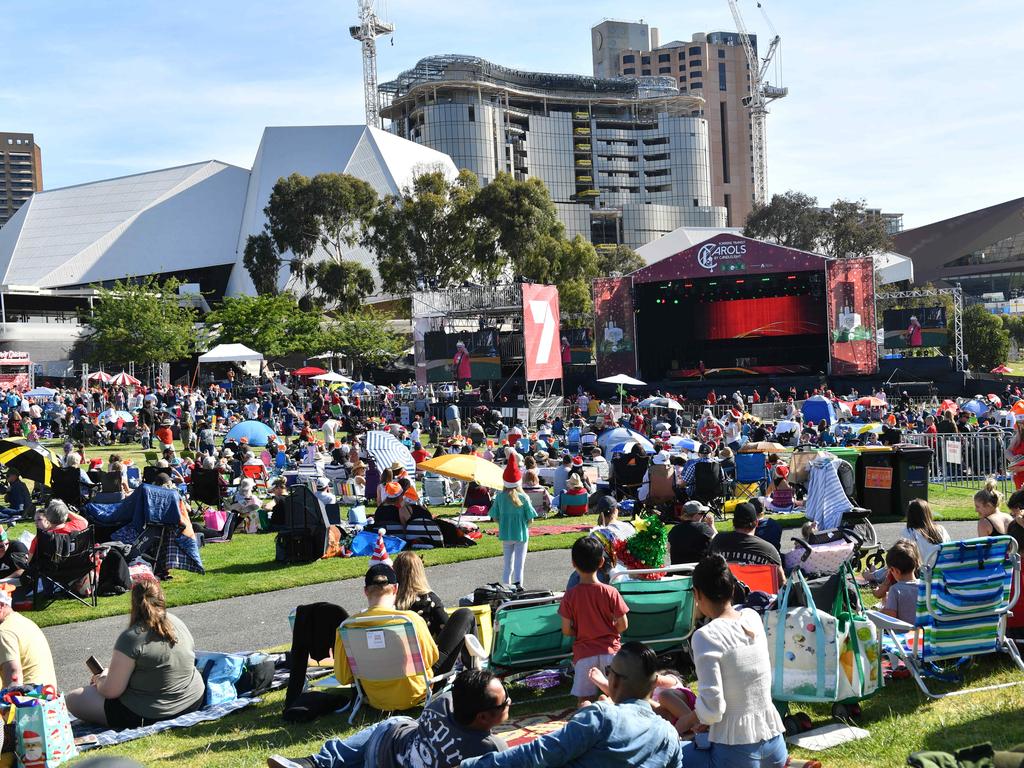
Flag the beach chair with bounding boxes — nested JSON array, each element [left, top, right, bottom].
[[338, 613, 458, 723], [611, 565, 695, 654], [487, 594, 573, 674], [49, 466, 90, 508], [28, 526, 99, 609], [868, 536, 1024, 699], [728, 562, 781, 595], [241, 463, 269, 492], [732, 452, 767, 500], [143, 451, 160, 465]]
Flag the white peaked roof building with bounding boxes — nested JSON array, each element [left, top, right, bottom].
[[0, 125, 458, 297]]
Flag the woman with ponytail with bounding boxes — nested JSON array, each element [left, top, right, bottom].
[[975, 476, 1014, 538], [67, 581, 206, 728], [488, 451, 538, 589]]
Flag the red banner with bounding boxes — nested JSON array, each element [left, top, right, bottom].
[[522, 284, 562, 382], [827, 258, 878, 375], [593, 277, 637, 378]]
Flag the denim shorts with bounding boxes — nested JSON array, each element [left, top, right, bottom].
[[681, 733, 788, 768]]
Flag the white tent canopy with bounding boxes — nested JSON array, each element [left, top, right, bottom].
[[198, 343, 264, 363], [311, 371, 354, 384]]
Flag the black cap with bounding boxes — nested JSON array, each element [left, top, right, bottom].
[[733, 502, 757, 529], [592, 495, 618, 516], [365, 563, 398, 587], [748, 497, 764, 515]]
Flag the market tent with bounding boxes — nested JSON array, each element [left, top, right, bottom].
[[293, 366, 327, 377], [23, 387, 57, 398], [198, 344, 264, 363], [311, 371, 354, 383]]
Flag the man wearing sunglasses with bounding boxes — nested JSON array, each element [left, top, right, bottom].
[[460, 641, 682, 768], [268, 669, 510, 768]]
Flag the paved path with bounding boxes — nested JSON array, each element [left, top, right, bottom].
[[44, 519, 981, 691]]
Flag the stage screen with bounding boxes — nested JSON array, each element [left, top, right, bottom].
[[882, 307, 948, 349], [827, 258, 878, 375], [423, 328, 501, 383], [695, 295, 824, 341]]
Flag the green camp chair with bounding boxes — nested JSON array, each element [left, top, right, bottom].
[[612, 565, 696, 655], [143, 451, 160, 464], [488, 594, 573, 673]]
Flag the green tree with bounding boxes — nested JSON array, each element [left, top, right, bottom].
[[596, 244, 645, 277], [205, 294, 321, 358], [86, 277, 197, 366], [365, 169, 482, 292], [1003, 315, 1024, 350], [242, 232, 281, 296], [744, 191, 892, 258], [473, 173, 564, 278], [317, 309, 407, 376], [963, 303, 1010, 371], [261, 172, 378, 310]]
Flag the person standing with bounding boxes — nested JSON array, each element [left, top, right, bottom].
[[453, 342, 472, 389], [488, 453, 537, 589]]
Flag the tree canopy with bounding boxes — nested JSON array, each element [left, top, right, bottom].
[[963, 303, 1010, 371], [205, 294, 321, 358], [744, 191, 892, 258], [596, 244, 646, 277], [86, 277, 197, 366], [317, 309, 407, 376]]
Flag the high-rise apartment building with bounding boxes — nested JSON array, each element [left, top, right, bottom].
[[0, 133, 42, 227], [594, 22, 756, 227], [379, 55, 726, 252]]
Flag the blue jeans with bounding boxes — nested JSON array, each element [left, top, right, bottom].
[[312, 716, 413, 767], [681, 734, 787, 768]]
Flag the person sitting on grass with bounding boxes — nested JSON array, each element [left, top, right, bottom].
[[557, 474, 590, 517], [873, 540, 920, 625], [587, 665, 699, 738], [458, 641, 683, 768], [560, 536, 629, 706], [332, 564, 475, 714], [0, 469, 32, 521], [268, 669, 510, 768]]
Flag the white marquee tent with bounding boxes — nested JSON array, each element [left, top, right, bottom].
[[198, 343, 264, 363]]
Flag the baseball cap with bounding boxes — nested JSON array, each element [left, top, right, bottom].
[[364, 563, 398, 587], [592, 495, 618, 516], [733, 502, 758, 529], [682, 500, 710, 517]]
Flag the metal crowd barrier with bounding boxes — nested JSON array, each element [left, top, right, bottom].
[[903, 431, 1013, 495]]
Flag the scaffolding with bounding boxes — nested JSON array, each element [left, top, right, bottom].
[[878, 286, 966, 373]]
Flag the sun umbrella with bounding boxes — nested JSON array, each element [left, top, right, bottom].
[[87, 371, 112, 383], [225, 420, 278, 447], [854, 423, 884, 435], [938, 399, 958, 415], [597, 427, 654, 454], [961, 399, 988, 416], [741, 441, 787, 453], [638, 396, 682, 411], [986, 394, 1002, 407], [0, 439, 61, 486], [417, 453, 505, 490], [992, 365, 1013, 374], [365, 430, 416, 475], [310, 371, 354, 384], [110, 371, 141, 386], [293, 366, 328, 377], [666, 435, 703, 453], [597, 373, 646, 408]]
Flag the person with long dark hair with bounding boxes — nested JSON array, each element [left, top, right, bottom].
[[66, 582, 205, 728], [903, 498, 950, 565]]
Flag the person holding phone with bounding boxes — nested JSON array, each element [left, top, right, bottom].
[[66, 581, 205, 728]]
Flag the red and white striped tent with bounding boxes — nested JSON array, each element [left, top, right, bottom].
[[110, 371, 141, 386], [87, 371, 112, 383]]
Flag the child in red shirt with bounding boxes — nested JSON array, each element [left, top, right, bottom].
[[559, 536, 629, 705]]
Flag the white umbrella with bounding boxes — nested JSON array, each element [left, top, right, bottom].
[[311, 371, 354, 384], [110, 371, 141, 386], [638, 396, 682, 411], [597, 373, 646, 408]]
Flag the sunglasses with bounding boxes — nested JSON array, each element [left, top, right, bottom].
[[488, 695, 513, 711], [604, 664, 625, 680]]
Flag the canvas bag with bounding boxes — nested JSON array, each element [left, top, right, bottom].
[[764, 568, 847, 702], [832, 564, 883, 702], [203, 509, 228, 533], [4, 686, 77, 768]]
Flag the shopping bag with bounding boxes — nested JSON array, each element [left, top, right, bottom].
[[764, 568, 846, 702], [203, 509, 228, 532], [8, 687, 77, 768], [832, 564, 883, 701]]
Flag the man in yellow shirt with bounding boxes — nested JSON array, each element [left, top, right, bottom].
[[333, 564, 442, 712], [0, 589, 57, 688]]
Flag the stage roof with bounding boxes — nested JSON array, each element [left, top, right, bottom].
[[630, 233, 828, 284]]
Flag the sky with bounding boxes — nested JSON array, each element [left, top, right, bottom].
[[5, 0, 1022, 228]]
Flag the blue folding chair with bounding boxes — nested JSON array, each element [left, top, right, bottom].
[[733, 452, 767, 499]]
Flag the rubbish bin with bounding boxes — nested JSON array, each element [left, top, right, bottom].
[[893, 444, 932, 514], [825, 446, 860, 474], [855, 447, 896, 518]]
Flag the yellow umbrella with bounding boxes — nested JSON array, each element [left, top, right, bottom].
[[417, 454, 505, 491], [0, 438, 61, 486]]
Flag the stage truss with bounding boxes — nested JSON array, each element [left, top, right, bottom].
[[878, 286, 965, 373]]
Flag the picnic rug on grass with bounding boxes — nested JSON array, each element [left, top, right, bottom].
[[483, 524, 591, 538]]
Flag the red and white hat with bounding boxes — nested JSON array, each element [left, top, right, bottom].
[[503, 452, 523, 489], [368, 528, 392, 567], [571, 455, 583, 467]]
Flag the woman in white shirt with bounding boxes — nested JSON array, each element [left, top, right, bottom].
[[682, 554, 787, 768], [904, 498, 950, 566]]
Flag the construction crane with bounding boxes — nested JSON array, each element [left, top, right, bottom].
[[350, 0, 394, 128], [727, 0, 788, 206]]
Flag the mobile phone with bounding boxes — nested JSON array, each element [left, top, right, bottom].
[[85, 656, 103, 675]]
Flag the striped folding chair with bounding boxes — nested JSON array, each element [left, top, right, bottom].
[[338, 614, 456, 723], [868, 536, 1024, 698]]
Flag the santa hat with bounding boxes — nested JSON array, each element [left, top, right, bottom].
[[503, 451, 523, 489], [369, 528, 392, 567], [571, 455, 584, 467], [774, 464, 790, 480]]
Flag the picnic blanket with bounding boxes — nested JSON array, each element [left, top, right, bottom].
[[484, 524, 591, 538], [493, 709, 574, 747], [73, 698, 257, 749]]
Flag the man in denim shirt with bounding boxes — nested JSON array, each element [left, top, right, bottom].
[[461, 641, 682, 768]]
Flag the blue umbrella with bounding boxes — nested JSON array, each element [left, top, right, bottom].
[[961, 399, 987, 416], [597, 427, 654, 454], [610, 440, 656, 456], [225, 420, 277, 447], [667, 436, 704, 453]]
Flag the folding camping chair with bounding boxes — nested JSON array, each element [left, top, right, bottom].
[[241, 463, 269, 492], [422, 475, 454, 507], [49, 467, 90, 508], [611, 565, 696, 654], [338, 613, 458, 723], [189, 467, 227, 507], [610, 455, 648, 506], [275, 484, 333, 563], [868, 536, 1024, 698], [732, 452, 767, 500], [728, 562, 781, 595], [28, 526, 99, 609], [487, 594, 573, 674], [692, 460, 728, 519], [203, 511, 238, 544]]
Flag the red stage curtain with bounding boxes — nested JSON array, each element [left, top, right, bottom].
[[696, 295, 823, 341]]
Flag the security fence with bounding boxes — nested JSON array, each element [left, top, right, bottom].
[[903, 431, 1014, 495]]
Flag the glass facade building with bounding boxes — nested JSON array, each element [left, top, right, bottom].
[[379, 55, 727, 251]]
